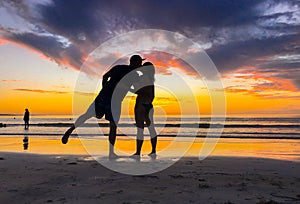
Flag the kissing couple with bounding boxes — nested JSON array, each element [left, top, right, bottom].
[[62, 55, 157, 160]]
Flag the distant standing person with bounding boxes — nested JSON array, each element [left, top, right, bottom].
[[23, 108, 30, 129]]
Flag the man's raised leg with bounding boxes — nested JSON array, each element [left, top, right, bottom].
[[62, 111, 93, 144]]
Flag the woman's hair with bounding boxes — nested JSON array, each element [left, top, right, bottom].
[[142, 62, 155, 82]]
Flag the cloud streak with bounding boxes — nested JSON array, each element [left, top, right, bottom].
[[13, 88, 69, 94], [13, 88, 100, 97], [2, 79, 22, 82]]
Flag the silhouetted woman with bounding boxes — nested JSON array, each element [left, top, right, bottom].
[[132, 62, 157, 157]]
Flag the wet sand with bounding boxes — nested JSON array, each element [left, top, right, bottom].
[[1, 136, 300, 203]]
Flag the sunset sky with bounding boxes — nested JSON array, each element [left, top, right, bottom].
[[0, 0, 300, 116]]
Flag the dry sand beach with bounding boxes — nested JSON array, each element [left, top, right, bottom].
[[1, 137, 300, 204]]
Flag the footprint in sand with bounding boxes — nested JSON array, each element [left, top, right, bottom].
[[169, 174, 184, 179], [133, 175, 159, 179], [198, 183, 210, 189], [56, 198, 67, 202], [185, 161, 193, 165], [7, 189, 18, 192]]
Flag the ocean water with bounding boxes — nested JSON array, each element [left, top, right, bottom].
[[0, 115, 300, 139]]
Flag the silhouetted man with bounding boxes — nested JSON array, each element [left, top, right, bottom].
[[62, 55, 144, 159]]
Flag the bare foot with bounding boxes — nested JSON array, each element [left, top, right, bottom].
[[130, 152, 141, 157], [61, 129, 72, 144], [148, 152, 157, 160], [108, 153, 119, 160], [129, 153, 141, 161]]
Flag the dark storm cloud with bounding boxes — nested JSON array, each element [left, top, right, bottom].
[[207, 33, 300, 72], [36, 0, 107, 43], [23, 0, 263, 69], [11, 32, 62, 59], [106, 0, 261, 28], [10, 32, 84, 70], [34, 0, 263, 41], [1, 0, 300, 87]]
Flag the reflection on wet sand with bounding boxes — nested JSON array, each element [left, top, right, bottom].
[[23, 136, 29, 150]]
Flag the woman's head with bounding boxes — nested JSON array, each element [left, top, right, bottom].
[[142, 62, 155, 82]]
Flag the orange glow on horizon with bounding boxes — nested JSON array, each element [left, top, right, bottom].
[[1, 46, 299, 116], [1, 85, 300, 116]]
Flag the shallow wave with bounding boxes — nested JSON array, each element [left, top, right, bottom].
[[1, 132, 300, 140], [3, 122, 300, 129]]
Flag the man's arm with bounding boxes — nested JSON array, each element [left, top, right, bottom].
[[102, 68, 114, 87]]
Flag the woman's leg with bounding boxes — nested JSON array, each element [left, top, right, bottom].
[[146, 108, 157, 154], [134, 103, 145, 156], [134, 129, 144, 156]]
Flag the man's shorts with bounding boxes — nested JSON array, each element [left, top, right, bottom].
[[87, 93, 121, 125]]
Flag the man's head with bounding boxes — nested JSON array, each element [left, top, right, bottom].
[[129, 55, 145, 68]]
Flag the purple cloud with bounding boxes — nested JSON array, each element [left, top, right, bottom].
[[0, 0, 299, 88]]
